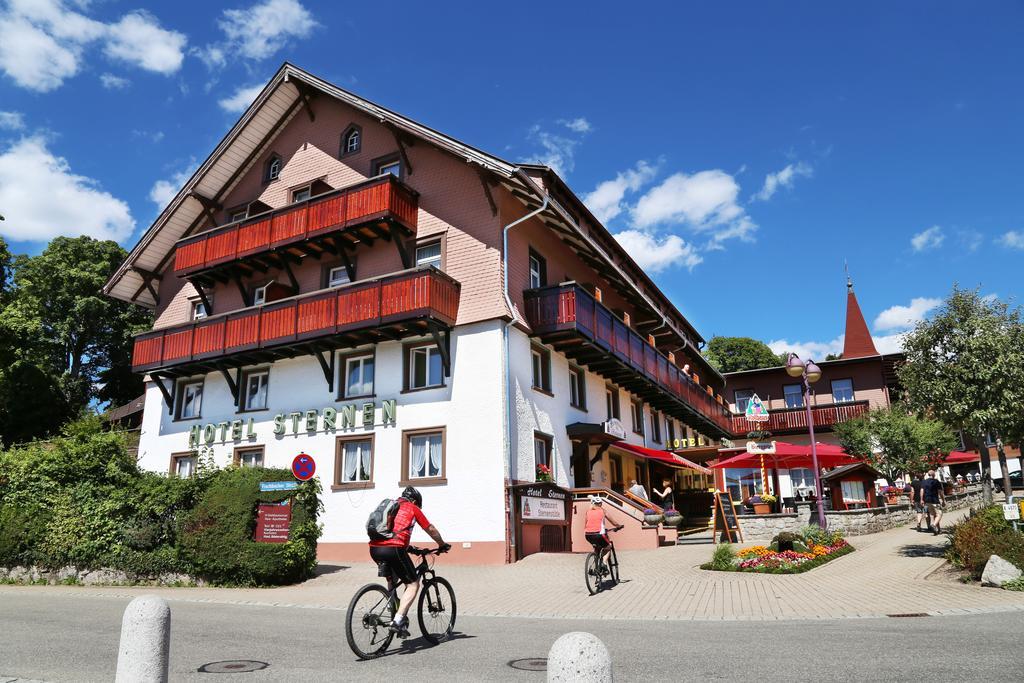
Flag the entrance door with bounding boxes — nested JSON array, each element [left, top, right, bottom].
[[610, 454, 624, 493], [571, 442, 591, 488]]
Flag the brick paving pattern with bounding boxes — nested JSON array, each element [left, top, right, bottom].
[[3, 509, 1023, 621]]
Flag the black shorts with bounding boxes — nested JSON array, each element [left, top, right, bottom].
[[585, 532, 609, 549], [369, 546, 418, 585]]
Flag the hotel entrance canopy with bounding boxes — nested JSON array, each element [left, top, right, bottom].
[[611, 442, 712, 475]]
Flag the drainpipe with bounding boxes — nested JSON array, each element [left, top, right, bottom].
[[502, 169, 549, 563]]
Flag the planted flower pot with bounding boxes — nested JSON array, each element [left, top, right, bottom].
[[663, 512, 683, 528], [644, 514, 664, 526], [752, 504, 771, 515]]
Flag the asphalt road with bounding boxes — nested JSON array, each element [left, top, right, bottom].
[[1, 591, 1023, 682]]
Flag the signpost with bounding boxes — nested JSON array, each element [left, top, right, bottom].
[[254, 500, 291, 543], [712, 491, 743, 543], [291, 453, 316, 481], [260, 481, 299, 492]]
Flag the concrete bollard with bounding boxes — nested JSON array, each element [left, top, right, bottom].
[[547, 631, 612, 682], [115, 595, 171, 683]]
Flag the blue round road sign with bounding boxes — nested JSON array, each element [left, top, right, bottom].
[[292, 453, 316, 481]]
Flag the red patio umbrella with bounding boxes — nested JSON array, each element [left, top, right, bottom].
[[711, 442, 861, 470], [943, 450, 980, 464]]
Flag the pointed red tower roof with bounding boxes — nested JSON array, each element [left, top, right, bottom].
[[843, 272, 879, 358]]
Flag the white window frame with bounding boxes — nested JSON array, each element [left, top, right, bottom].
[[377, 160, 401, 177], [253, 285, 268, 306], [343, 354, 375, 399], [831, 378, 854, 404], [173, 455, 196, 478], [606, 387, 620, 421], [783, 384, 804, 409], [409, 345, 443, 390], [178, 380, 203, 420], [292, 185, 311, 203], [241, 370, 269, 411], [266, 157, 281, 181], [229, 209, 248, 223], [529, 253, 543, 289], [236, 448, 264, 468], [415, 242, 442, 270], [534, 434, 552, 469], [328, 265, 351, 288], [344, 129, 360, 154], [191, 300, 209, 320], [568, 366, 585, 409], [339, 439, 373, 483], [631, 401, 644, 435]]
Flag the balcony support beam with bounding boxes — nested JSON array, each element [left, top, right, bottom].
[[393, 232, 412, 269], [384, 122, 414, 175], [219, 367, 241, 407], [476, 169, 498, 216], [189, 192, 222, 227], [313, 347, 336, 393], [338, 247, 356, 284], [280, 257, 300, 295], [428, 323, 451, 377], [590, 444, 610, 469], [292, 79, 317, 122], [151, 373, 175, 415], [193, 284, 214, 316], [234, 275, 253, 308]]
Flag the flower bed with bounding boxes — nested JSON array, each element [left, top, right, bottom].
[[702, 526, 855, 574]]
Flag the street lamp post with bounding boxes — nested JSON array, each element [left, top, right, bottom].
[[786, 353, 827, 529]]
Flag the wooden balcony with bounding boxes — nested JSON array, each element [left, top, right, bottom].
[[132, 267, 459, 376], [173, 174, 418, 286], [730, 400, 870, 436], [523, 283, 733, 439]]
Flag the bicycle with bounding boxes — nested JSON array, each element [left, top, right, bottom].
[[584, 525, 623, 595], [345, 546, 456, 660]]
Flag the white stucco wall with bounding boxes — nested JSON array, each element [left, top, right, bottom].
[[136, 320, 507, 546]]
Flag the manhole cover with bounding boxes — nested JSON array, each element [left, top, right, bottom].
[[198, 660, 269, 673], [508, 658, 547, 671], [887, 613, 929, 618]]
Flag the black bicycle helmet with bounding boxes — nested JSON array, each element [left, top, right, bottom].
[[401, 485, 422, 508]]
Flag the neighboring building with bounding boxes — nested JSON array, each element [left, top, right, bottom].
[[104, 64, 734, 564]]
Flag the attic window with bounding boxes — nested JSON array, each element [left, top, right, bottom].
[[265, 155, 282, 182], [341, 125, 361, 156]]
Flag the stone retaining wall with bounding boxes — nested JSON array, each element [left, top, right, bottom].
[[738, 486, 985, 542], [0, 565, 202, 586]]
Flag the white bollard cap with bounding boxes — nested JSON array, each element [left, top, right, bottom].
[[547, 631, 613, 682], [115, 595, 171, 683]]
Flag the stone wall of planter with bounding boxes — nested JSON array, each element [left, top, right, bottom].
[[736, 485, 985, 542], [0, 565, 203, 587]]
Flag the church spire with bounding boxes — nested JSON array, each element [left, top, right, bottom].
[[842, 265, 879, 358]]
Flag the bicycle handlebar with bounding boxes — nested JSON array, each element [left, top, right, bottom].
[[408, 546, 445, 556]]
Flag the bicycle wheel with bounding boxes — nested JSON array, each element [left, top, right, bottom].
[[418, 576, 457, 644], [584, 552, 601, 595], [608, 546, 620, 585], [345, 584, 395, 660]]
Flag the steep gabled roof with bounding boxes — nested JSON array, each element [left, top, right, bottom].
[[843, 277, 879, 358]]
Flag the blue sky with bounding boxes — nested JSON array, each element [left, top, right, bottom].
[[1, 1, 1022, 358]]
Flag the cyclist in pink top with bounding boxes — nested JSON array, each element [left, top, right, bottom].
[[583, 496, 622, 565]]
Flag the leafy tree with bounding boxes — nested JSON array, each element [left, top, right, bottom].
[[834, 405, 957, 484], [704, 336, 783, 373], [0, 236, 152, 417], [0, 361, 73, 446], [899, 286, 1024, 503], [0, 236, 12, 299]]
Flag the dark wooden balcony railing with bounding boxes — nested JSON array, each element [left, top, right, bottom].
[[173, 174, 418, 281], [132, 267, 458, 374], [730, 400, 870, 436], [523, 283, 733, 439]]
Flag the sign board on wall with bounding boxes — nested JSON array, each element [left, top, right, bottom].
[[255, 500, 291, 543], [603, 418, 627, 440], [521, 496, 566, 521], [744, 394, 770, 422], [746, 441, 776, 455]]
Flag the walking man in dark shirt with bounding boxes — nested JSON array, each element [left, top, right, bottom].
[[921, 469, 946, 535], [910, 473, 929, 532]]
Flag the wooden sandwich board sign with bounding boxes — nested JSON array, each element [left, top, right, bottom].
[[713, 491, 743, 544]]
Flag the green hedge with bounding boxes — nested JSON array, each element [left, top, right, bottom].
[[947, 505, 1024, 580], [0, 421, 322, 586]]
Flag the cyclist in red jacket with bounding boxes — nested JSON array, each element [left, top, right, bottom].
[[369, 486, 450, 637]]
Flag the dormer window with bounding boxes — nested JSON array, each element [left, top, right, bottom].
[[341, 125, 362, 156], [265, 155, 282, 182]]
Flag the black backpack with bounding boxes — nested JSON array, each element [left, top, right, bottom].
[[366, 498, 408, 541]]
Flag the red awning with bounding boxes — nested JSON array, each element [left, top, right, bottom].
[[944, 450, 981, 464], [612, 442, 712, 474]]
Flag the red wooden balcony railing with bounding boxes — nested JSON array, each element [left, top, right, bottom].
[[173, 174, 418, 278], [523, 283, 733, 438], [132, 267, 459, 372], [730, 400, 870, 436]]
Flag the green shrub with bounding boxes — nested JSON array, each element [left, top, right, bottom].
[[800, 525, 845, 547], [177, 467, 322, 586], [707, 543, 736, 570], [947, 505, 1024, 579], [1003, 577, 1024, 592]]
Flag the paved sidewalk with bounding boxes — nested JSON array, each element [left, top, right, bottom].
[[3, 508, 1022, 621]]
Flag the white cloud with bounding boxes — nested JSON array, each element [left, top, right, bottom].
[[99, 72, 129, 89], [559, 117, 592, 134], [203, 0, 317, 65], [998, 231, 1024, 250], [104, 12, 186, 74], [149, 161, 198, 209], [872, 333, 907, 355], [754, 161, 812, 201], [958, 229, 983, 252], [0, 111, 25, 130], [582, 160, 658, 224], [612, 229, 702, 273], [527, 125, 583, 176], [767, 336, 844, 361], [631, 169, 757, 247], [0, 1, 184, 92], [873, 297, 942, 332], [0, 135, 134, 242], [911, 225, 944, 252], [218, 83, 265, 113]]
